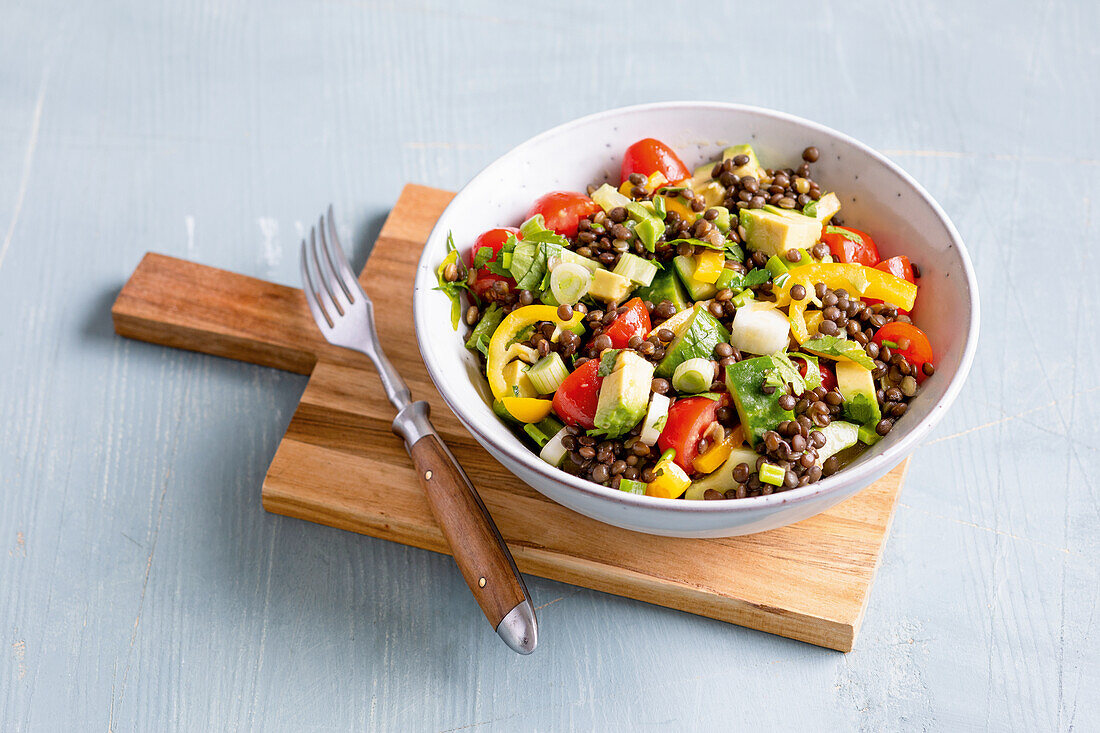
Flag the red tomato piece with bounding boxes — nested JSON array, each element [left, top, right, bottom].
[[466, 227, 519, 299], [872, 322, 934, 375], [526, 192, 601, 238], [620, 138, 691, 187], [875, 255, 915, 283], [600, 298, 652, 349], [794, 356, 836, 393], [657, 396, 721, 473], [552, 358, 604, 429], [820, 226, 880, 267]]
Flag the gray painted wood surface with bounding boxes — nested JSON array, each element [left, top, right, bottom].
[[2, 0, 1097, 730]]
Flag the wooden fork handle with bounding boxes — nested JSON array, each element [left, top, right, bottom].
[[406, 431, 538, 654]]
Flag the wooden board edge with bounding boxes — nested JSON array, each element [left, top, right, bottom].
[[262, 442, 857, 652]]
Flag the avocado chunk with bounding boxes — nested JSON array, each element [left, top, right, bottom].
[[502, 360, 538, 398], [672, 255, 719, 301], [739, 207, 822, 257], [589, 268, 635, 304], [722, 144, 766, 180], [804, 191, 841, 222], [683, 445, 760, 499], [593, 350, 655, 438], [723, 357, 796, 446], [834, 360, 882, 442], [635, 268, 690, 313], [612, 252, 658, 286], [655, 305, 730, 378]]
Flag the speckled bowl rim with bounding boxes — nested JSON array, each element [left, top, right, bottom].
[[413, 101, 980, 515]]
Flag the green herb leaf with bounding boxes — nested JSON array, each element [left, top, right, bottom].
[[724, 242, 745, 262], [763, 352, 809, 395], [433, 248, 464, 330], [473, 246, 495, 269], [464, 304, 504, 356], [789, 353, 823, 389], [597, 349, 622, 377], [803, 200, 818, 218], [845, 393, 879, 426], [803, 335, 876, 370], [825, 225, 864, 246]]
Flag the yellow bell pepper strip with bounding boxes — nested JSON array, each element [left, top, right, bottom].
[[487, 305, 585, 399], [693, 251, 725, 284], [781, 263, 917, 344], [692, 432, 734, 474], [499, 397, 553, 423], [645, 171, 668, 192], [646, 454, 692, 499], [804, 311, 824, 339]]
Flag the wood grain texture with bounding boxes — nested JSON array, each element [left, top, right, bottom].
[[112, 184, 907, 652], [4, 1, 1099, 730], [408, 433, 528, 628]]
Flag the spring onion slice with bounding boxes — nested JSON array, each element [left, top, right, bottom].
[[759, 462, 786, 486], [618, 478, 647, 495], [539, 427, 571, 467], [526, 353, 569, 395], [638, 392, 671, 446], [549, 262, 592, 305], [672, 357, 714, 394]]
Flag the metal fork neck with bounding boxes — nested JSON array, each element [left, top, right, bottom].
[[359, 344, 411, 412]]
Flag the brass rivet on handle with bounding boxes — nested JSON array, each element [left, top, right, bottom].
[[478, 577, 486, 588], [425, 470, 432, 480]]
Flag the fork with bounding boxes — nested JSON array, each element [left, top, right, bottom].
[[300, 207, 537, 654]]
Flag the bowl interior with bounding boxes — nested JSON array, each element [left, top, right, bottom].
[[413, 102, 978, 513]]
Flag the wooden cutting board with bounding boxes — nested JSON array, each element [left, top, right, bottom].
[[111, 184, 907, 652]]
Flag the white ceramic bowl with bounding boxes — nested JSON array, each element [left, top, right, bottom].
[[413, 102, 979, 537]]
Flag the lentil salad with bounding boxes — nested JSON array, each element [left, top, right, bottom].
[[435, 138, 934, 500]]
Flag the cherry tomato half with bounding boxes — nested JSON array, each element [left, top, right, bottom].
[[599, 298, 652, 349], [875, 255, 915, 283], [657, 396, 721, 473], [552, 358, 604, 429], [620, 138, 692, 187], [466, 227, 519, 299], [526, 192, 601, 238], [820, 225, 880, 267], [872, 322, 934, 375], [794, 356, 837, 393]]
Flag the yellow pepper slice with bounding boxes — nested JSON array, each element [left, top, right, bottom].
[[646, 457, 691, 499], [692, 434, 734, 474], [693, 251, 725, 284], [804, 311, 824, 339], [618, 181, 634, 197], [487, 305, 585, 399], [499, 397, 553, 423], [781, 263, 917, 344], [645, 171, 669, 191]]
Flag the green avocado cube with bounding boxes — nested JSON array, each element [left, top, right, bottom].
[[739, 207, 821, 257], [722, 144, 766, 180], [593, 350, 655, 438]]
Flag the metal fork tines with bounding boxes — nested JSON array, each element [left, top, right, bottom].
[[300, 206, 410, 411]]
